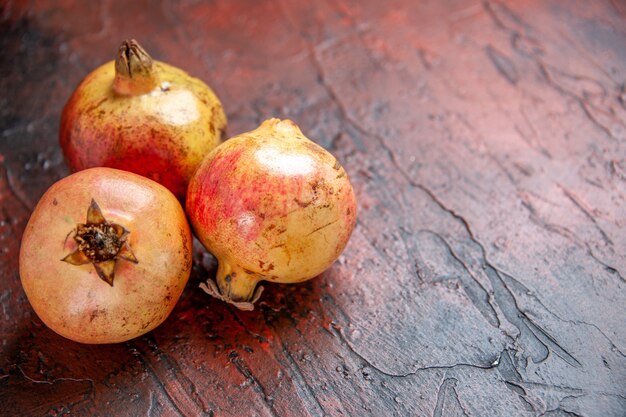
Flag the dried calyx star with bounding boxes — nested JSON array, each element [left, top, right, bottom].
[[62, 199, 138, 285]]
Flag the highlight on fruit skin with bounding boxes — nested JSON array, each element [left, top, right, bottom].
[[59, 39, 227, 200], [19, 167, 193, 344], [186, 118, 357, 310]]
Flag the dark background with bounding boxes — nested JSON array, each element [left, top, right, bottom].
[[1, 1, 625, 416]]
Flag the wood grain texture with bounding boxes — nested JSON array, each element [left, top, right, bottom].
[[1, 0, 625, 416]]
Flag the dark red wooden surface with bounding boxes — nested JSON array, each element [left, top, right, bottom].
[[1, 1, 625, 416]]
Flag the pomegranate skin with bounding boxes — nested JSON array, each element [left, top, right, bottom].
[[60, 40, 226, 200], [187, 118, 357, 307], [19, 167, 192, 344]]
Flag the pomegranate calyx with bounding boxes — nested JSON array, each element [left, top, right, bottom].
[[113, 39, 157, 95], [62, 199, 138, 286], [199, 279, 264, 311]]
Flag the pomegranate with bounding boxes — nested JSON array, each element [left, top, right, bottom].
[[19, 168, 192, 343], [186, 118, 357, 310], [60, 39, 227, 200]]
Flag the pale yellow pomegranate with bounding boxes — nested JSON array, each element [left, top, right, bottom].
[[20, 168, 192, 343], [186, 119, 357, 310]]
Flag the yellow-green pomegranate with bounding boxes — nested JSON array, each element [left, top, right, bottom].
[[60, 39, 226, 200]]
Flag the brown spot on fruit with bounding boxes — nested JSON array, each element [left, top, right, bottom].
[[89, 308, 106, 322], [293, 198, 312, 208], [310, 179, 322, 192], [179, 227, 191, 267], [52, 198, 58, 206], [302, 140, 327, 158]]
